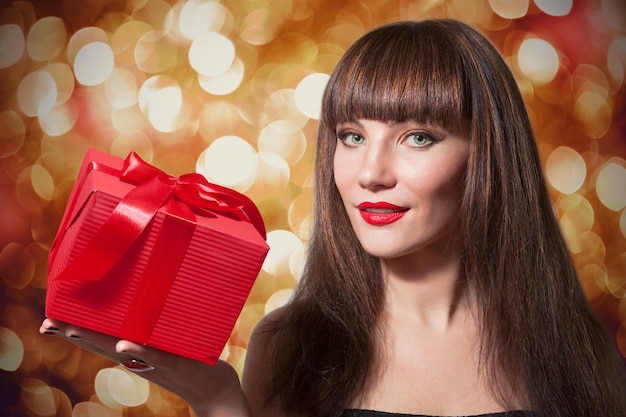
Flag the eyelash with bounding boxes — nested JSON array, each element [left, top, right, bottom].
[[336, 129, 442, 148], [404, 130, 441, 148], [337, 131, 365, 147]]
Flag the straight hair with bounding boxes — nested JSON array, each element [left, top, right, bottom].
[[262, 19, 626, 417]]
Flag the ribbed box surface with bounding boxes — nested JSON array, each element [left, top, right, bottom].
[[46, 149, 269, 365]]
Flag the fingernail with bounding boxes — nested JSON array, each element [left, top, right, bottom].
[[119, 359, 155, 373]]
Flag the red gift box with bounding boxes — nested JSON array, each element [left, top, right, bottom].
[[46, 148, 269, 365]]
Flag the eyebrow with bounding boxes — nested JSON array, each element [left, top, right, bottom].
[[337, 119, 402, 128]]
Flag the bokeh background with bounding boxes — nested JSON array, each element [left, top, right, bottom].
[[1, 0, 625, 415]]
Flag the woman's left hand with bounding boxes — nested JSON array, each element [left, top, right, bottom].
[[39, 318, 251, 417]]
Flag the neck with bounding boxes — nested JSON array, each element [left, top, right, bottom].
[[381, 245, 472, 331]]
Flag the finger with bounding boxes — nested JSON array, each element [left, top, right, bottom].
[[113, 340, 228, 401], [39, 317, 64, 335], [40, 320, 127, 363], [115, 339, 184, 373]]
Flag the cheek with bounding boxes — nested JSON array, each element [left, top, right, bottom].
[[332, 159, 342, 193], [436, 165, 466, 211], [332, 153, 353, 198], [405, 160, 466, 207]]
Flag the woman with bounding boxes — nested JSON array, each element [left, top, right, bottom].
[[41, 19, 626, 417]]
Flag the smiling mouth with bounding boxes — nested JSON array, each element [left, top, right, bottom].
[[356, 202, 409, 226]]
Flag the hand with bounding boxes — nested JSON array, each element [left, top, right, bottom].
[[39, 318, 252, 417]]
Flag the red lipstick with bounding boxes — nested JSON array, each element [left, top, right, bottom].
[[356, 202, 408, 226]]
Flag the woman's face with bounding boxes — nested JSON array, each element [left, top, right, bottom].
[[333, 119, 470, 260]]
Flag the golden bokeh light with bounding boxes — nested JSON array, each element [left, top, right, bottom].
[[607, 38, 625, 88], [110, 131, 154, 161], [197, 100, 245, 141], [30, 163, 55, 201], [17, 70, 57, 117], [488, 0, 529, 20], [518, 37, 560, 85], [595, 161, 626, 211], [546, 146, 586, 194], [1, 0, 625, 415], [574, 90, 612, 139], [72, 400, 122, 417], [578, 263, 606, 302], [295, 72, 329, 120], [43, 62, 75, 106], [287, 190, 313, 240], [105, 68, 140, 109], [67, 27, 108, 68], [188, 32, 235, 77], [111, 20, 153, 66], [262, 229, 304, 277], [135, 30, 178, 74], [74, 41, 115, 86], [263, 89, 309, 128], [0, 24, 25, 68], [197, 135, 258, 190], [0, 110, 26, 157], [148, 86, 183, 132], [137, 74, 196, 133], [177, 0, 231, 40], [240, 6, 282, 46], [557, 193, 594, 239], [0, 327, 24, 372], [94, 368, 124, 409], [234, 304, 265, 348], [258, 120, 306, 164], [111, 104, 149, 134], [289, 243, 306, 281], [226, 345, 247, 377], [108, 367, 150, 407], [265, 288, 294, 315], [130, 0, 172, 32], [198, 56, 245, 95], [19, 378, 56, 416], [607, 253, 626, 297], [247, 151, 290, 200], [39, 101, 78, 137], [26, 16, 66, 62], [0, 242, 36, 290], [569, 231, 607, 266], [534, 0, 573, 17]]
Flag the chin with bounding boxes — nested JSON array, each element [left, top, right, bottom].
[[359, 244, 411, 260]]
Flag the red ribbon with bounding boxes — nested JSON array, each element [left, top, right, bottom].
[[119, 153, 266, 238], [54, 151, 265, 282], [52, 151, 266, 343]]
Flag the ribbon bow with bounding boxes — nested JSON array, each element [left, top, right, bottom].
[[120, 152, 266, 238]]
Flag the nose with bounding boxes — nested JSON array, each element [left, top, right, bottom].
[[357, 146, 397, 190]]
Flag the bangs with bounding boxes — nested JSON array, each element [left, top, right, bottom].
[[322, 21, 470, 133]]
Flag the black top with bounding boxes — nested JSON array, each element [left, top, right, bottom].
[[341, 410, 541, 417]]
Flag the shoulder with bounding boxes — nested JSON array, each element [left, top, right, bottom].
[[241, 307, 289, 417], [246, 306, 287, 359], [253, 305, 287, 336]]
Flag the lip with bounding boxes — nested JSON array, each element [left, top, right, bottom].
[[357, 202, 408, 226]]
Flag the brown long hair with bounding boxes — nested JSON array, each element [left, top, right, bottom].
[[263, 20, 626, 417]]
